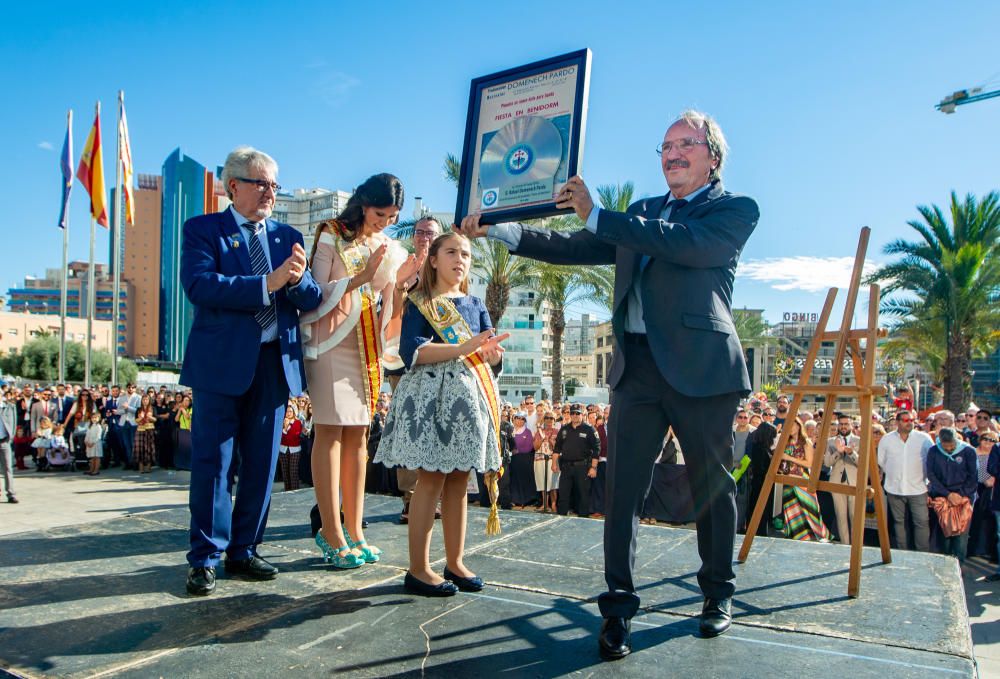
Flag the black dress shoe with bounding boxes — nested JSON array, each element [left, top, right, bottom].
[[985, 573, 1000, 582], [224, 555, 278, 580], [699, 597, 732, 637], [443, 567, 484, 592], [186, 566, 216, 595], [598, 617, 631, 660], [404, 572, 458, 597]]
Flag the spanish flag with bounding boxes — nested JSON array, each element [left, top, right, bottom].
[[118, 95, 134, 225], [76, 103, 109, 227]]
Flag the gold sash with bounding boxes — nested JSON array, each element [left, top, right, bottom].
[[331, 222, 381, 418], [410, 291, 503, 535]]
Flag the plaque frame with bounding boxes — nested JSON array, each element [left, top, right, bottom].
[[455, 48, 592, 225]]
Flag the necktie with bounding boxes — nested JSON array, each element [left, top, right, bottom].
[[244, 223, 278, 333]]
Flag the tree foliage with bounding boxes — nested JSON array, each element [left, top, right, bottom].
[[0, 337, 137, 384], [866, 191, 1000, 411]]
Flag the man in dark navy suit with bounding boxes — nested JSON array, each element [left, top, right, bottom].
[[180, 146, 322, 595], [460, 110, 759, 658]]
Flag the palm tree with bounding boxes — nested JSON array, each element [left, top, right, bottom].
[[534, 251, 614, 403], [867, 191, 1000, 411], [596, 181, 635, 214], [471, 238, 536, 327]]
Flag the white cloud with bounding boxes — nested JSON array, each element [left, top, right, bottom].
[[312, 70, 361, 107], [37, 141, 54, 151], [737, 256, 879, 292]]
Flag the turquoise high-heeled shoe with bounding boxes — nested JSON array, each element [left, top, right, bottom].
[[345, 531, 381, 563], [315, 532, 364, 569]]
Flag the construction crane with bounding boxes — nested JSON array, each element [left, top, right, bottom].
[[936, 86, 1000, 113]]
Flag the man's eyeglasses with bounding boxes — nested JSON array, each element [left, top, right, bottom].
[[898, 418, 913, 424], [656, 138, 709, 155], [414, 228, 438, 238], [236, 177, 281, 193], [976, 414, 990, 420]]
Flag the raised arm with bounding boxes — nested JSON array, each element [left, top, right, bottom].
[[595, 194, 758, 268]]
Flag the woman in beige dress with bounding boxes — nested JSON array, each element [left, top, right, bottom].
[[300, 173, 422, 568]]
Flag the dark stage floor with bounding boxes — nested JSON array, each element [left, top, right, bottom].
[[0, 491, 976, 678]]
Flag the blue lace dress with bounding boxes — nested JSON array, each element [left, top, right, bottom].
[[374, 295, 502, 473]]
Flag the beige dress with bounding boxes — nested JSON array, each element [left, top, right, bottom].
[[300, 227, 406, 426]]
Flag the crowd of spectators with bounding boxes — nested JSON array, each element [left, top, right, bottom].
[[733, 391, 1000, 576], [4, 377, 997, 579], [0, 382, 195, 484]]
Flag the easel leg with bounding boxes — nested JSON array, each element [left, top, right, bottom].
[[870, 445, 892, 563]]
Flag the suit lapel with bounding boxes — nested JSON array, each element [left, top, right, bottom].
[[265, 220, 284, 266], [222, 209, 254, 274], [613, 195, 668, 311]]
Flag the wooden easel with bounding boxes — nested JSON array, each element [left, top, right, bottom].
[[738, 227, 891, 597]]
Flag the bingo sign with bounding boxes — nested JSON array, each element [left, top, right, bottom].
[[783, 312, 819, 323]]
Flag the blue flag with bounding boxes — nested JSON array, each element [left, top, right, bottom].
[[58, 117, 73, 229]]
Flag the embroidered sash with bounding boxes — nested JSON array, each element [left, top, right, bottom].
[[410, 291, 503, 534], [331, 222, 382, 418]]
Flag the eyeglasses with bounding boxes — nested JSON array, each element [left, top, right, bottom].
[[235, 177, 281, 193], [414, 228, 438, 238], [656, 137, 709, 155], [981, 438, 998, 444], [976, 414, 990, 420], [898, 418, 913, 424]]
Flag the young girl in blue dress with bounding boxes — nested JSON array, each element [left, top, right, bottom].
[[375, 232, 509, 596]]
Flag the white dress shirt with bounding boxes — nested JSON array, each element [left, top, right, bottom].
[[877, 430, 933, 496]]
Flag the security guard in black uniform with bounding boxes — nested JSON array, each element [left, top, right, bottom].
[[553, 404, 601, 516]]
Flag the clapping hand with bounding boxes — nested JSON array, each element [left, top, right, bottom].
[[459, 330, 510, 366], [395, 250, 425, 288], [268, 243, 309, 292], [477, 332, 510, 366]]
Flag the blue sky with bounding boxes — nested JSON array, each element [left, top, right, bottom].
[[3, 1, 998, 325]]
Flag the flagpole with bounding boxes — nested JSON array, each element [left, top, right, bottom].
[[86, 214, 95, 387], [59, 109, 72, 383], [85, 100, 100, 389], [111, 90, 124, 384]]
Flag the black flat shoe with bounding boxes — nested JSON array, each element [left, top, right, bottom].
[[186, 566, 216, 595], [598, 616, 631, 660], [699, 597, 732, 637], [443, 567, 484, 592], [224, 555, 278, 580], [404, 572, 458, 597]]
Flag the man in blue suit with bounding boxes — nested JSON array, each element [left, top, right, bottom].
[[180, 146, 322, 595]]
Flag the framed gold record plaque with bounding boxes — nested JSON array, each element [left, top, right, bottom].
[[455, 49, 591, 225]]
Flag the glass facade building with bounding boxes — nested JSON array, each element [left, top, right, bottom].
[[159, 149, 225, 363]]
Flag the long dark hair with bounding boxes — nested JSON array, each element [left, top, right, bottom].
[[310, 173, 404, 263]]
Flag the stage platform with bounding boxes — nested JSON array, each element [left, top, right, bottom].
[[0, 490, 977, 678]]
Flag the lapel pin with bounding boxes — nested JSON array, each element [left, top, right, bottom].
[[275, 237, 281, 244]]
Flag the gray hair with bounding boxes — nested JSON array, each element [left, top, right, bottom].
[[673, 109, 728, 182], [221, 146, 279, 199]]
